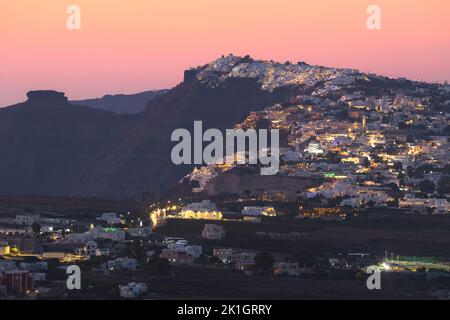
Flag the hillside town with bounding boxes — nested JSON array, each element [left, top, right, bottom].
[[184, 55, 450, 217], [1, 56, 449, 300]]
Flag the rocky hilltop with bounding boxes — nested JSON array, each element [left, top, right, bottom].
[[0, 56, 448, 200]]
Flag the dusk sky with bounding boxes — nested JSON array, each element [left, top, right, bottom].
[[1, 0, 450, 106]]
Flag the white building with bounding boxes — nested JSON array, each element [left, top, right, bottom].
[[15, 214, 40, 226], [241, 206, 276, 217], [107, 257, 137, 271], [67, 232, 93, 244], [179, 200, 222, 220], [184, 200, 217, 212], [41, 225, 54, 233], [95, 248, 111, 257], [160, 240, 203, 265], [166, 243, 203, 258], [341, 197, 362, 208], [92, 226, 125, 240], [304, 142, 324, 156], [127, 227, 151, 238], [119, 282, 147, 299], [340, 188, 390, 208], [97, 213, 124, 225], [213, 248, 256, 265], [164, 238, 187, 245], [201, 224, 225, 240], [160, 249, 195, 265]]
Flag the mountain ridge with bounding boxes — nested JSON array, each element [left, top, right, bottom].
[[71, 89, 168, 114], [0, 55, 448, 199]]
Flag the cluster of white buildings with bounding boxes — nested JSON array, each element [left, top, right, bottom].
[[195, 54, 363, 93], [74, 240, 111, 258], [182, 54, 450, 220], [97, 212, 124, 225], [177, 200, 222, 220], [0, 214, 74, 238], [399, 196, 449, 215], [160, 238, 203, 265], [0, 257, 47, 288], [305, 181, 393, 208]]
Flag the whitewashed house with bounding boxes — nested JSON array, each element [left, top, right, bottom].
[[202, 224, 225, 240], [119, 282, 147, 298]]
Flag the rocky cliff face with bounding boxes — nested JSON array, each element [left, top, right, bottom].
[[2, 55, 426, 200], [75, 75, 291, 199], [0, 71, 291, 199], [0, 90, 128, 197], [27, 90, 69, 106]]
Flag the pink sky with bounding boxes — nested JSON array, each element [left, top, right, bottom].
[[1, 0, 450, 106]]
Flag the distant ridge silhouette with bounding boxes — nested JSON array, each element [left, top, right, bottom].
[[71, 90, 168, 114], [0, 55, 444, 199]]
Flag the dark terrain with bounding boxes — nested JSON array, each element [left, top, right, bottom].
[[0, 74, 292, 199], [71, 90, 167, 114]]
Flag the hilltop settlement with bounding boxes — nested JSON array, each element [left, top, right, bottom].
[[1, 55, 449, 299]]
